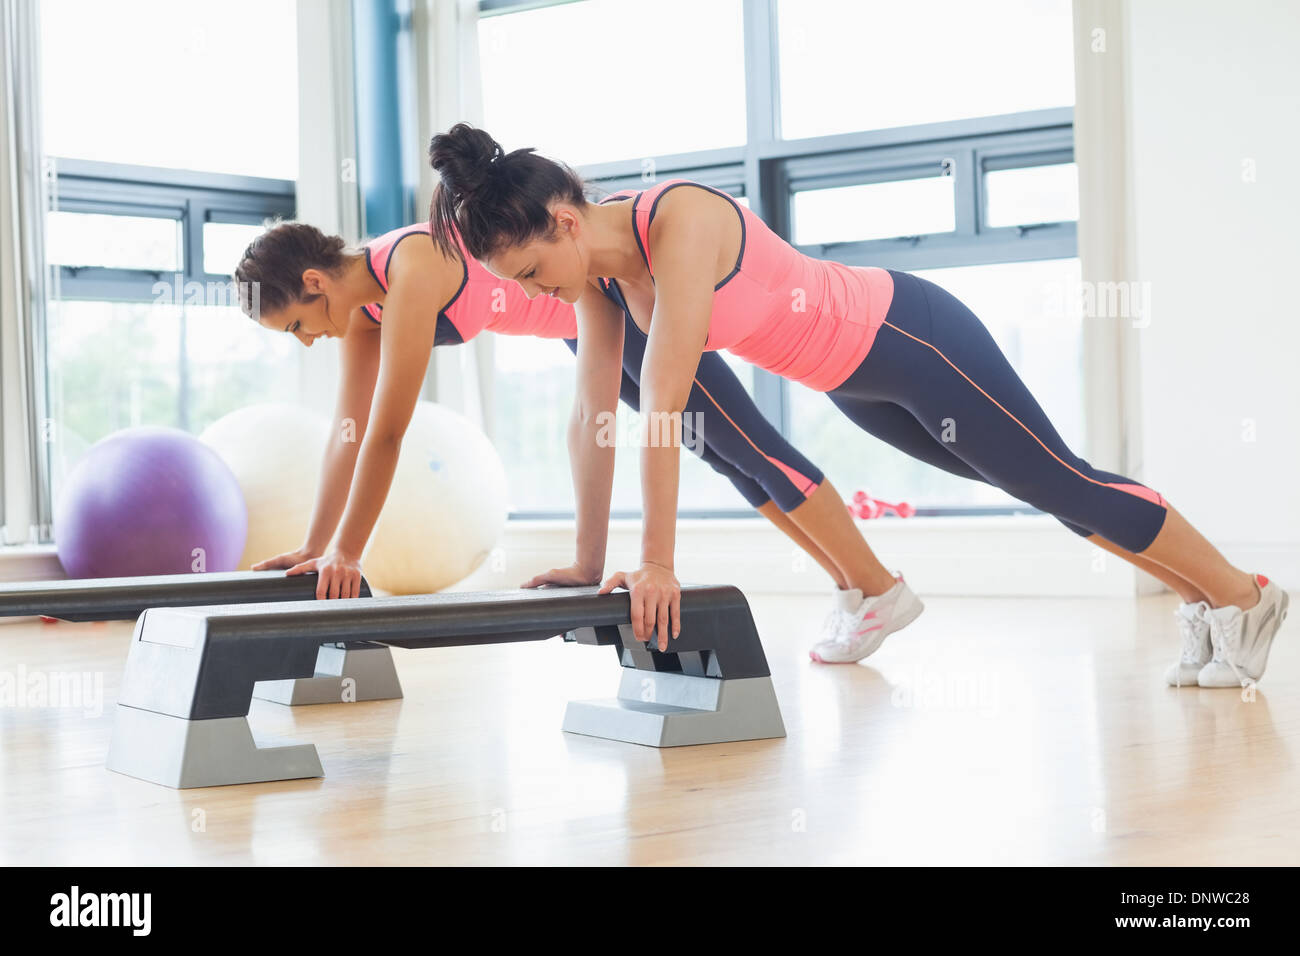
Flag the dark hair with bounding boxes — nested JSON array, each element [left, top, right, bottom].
[[233, 221, 349, 319], [428, 123, 586, 260]]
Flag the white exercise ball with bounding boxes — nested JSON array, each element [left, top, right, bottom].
[[362, 401, 507, 595], [200, 402, 331, 570]]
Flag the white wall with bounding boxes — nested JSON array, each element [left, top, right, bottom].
[[1124, 0, 1300, 581]]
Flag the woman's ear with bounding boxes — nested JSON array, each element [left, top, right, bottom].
[[554, 204, 580, 237], [300, 268, 327, 295]]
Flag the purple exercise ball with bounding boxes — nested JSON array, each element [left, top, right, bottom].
[[53, 426, 248, 578]]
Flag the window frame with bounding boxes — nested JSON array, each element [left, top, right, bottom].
[[41, 159, 296, 446], [49, 158, 295, 303]]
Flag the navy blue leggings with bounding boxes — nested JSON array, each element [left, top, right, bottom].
[[827, 269, 1168, 553], [564, 314, 824, 512]]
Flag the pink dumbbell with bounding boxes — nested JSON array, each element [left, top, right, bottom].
[[847, 489, 916, 520]]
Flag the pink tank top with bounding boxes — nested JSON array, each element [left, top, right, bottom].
[[359, 223, 578, 342], [607, 180, 894, 392]]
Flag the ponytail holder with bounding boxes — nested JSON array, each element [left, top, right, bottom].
[[459, 147, 506, 202]]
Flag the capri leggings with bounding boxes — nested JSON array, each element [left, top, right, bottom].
[[564, 314, 824, 512], [826, 269, 1168, 553]]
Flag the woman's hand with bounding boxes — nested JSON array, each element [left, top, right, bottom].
[[251, 545, 322, 572], [599, 562, 681, 652], [287, 547, 365, 600], [521, 562, 602, 589]]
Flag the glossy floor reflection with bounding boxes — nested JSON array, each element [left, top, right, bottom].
[[1, 590, 1295, 865]]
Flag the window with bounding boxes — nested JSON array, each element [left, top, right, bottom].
[[40, 0, 299, 180], [478, 0, 747, 168], [46, 212, 182, 272], [202, 221, 267, 277], [38, 0, 301, 509], [777, 0, 1075, 141], [985, 162, 1080, 228], [479, 0, 1080, 519], [44, 301, 300, 441], [492, 336, 578, 514], [793, 176, 956, 246]]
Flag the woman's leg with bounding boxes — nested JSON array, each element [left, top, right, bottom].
[[757, 500, 849, 589], [836, 270, 1255, 609], [827, 398, 1214, 605], [1135, 507, 1258, 608], [782, 481, 900, 595], [1086, 530, 1211, 605]]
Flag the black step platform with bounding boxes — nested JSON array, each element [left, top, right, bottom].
[[106, 585, 785, 788], [0, 569, 372, 622]]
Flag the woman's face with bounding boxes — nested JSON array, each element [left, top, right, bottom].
[[256, 270, 348, 345], [482, 207, 587, 304]]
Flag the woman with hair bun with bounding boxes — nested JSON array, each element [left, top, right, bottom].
[[430, 123, 1287, 688]]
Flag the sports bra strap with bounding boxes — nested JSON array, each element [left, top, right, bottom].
[[631, 180, 743, 286]]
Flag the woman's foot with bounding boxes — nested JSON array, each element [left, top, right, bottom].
[[810, 573, 924, 664], [813, 585, 867, 649], [1197, 575, 1290, 687], [1164, 600, 1212, 687]]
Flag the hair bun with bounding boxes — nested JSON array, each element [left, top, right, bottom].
[[428, 123, 505, 201], [427, 124, 587, 260]]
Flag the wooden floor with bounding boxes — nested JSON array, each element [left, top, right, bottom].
[[1, 590, 1295, 866]]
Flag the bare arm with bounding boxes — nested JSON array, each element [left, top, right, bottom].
[[329, 242, 458, 560], [601, 188, 728, 648], [567, 282, 625, 579], [637, 230, 715, 571], [304, 309, 382, 550]]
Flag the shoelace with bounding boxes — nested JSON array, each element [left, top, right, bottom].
[[1171, 610, 1201, 687], [1208, 611, 1249, 686], [835, 581, 903, 646], [821, 609, 850, 645], [1175, 610, 1204, 664], [834, 603, 882, 645]]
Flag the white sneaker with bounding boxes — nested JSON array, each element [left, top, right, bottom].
[[1197, 574, 1290, 688], [809, 573, 924, 664], [1164, 600, 1211, 687], [813, 585, 868, 647]]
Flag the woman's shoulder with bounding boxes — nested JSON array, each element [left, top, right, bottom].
[[644, 181, 744, 266], [646, 180, 740, 226], [386, 223, 462, 280]]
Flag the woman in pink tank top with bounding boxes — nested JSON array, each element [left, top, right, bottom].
[[429, 124, 1286, 688], [232, 220, 477, 599]]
